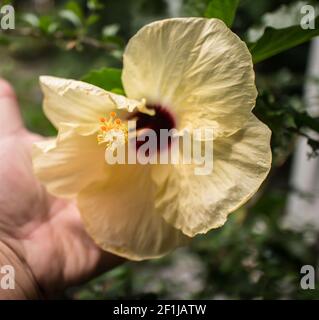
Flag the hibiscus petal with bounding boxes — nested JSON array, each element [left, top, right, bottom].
[[156, 115, 272, 237], [77, 164, 189, 260], [40, 76, 145, 131], [32, 128, 107, 198], [122, 18, 257, 138]]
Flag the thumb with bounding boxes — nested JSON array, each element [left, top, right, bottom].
[[0, 78, 24, 136]]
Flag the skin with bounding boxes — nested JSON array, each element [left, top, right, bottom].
[[0, 79, 123, 299]]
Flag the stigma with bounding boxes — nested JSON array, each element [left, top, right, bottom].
[[97, 112, 128, 151]]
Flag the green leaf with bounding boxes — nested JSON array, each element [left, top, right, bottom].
[[38, 16, 59, 34], [86, 14, 100, 26], [102, 24, 120, 38], [204, 0, 239, 27], [81, 68, 124, 94], [294, 111, 319, 133], [247, 2, 313, 42], [21, 13, 40, 28], [87, 0, 105, 11], [249, 17, 319, 64], [59, 9, 82, 27], [65, 1, 84, 22]]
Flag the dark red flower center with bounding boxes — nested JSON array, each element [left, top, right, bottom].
[[131, 105, 176, 152]]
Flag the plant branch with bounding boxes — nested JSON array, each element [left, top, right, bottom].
[[1, 27, 117, 51]]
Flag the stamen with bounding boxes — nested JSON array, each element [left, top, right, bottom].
[[97, 111, 128, 151]]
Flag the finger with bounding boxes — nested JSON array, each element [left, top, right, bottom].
[[0, 78, 23, 135]]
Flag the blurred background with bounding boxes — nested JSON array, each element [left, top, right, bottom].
[[1, 0, 319, 299]]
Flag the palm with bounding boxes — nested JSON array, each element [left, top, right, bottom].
[[0, 80, 122, 297]]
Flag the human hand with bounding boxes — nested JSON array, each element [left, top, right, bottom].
[[0, 79, 123, 299]]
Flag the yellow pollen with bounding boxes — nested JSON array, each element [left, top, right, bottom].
[[97, 111, 128, 150]]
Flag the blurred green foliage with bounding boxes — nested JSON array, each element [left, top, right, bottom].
[[1, 0, 319, 299], [68, 191, 319, 300], [204, 0, 239, 27], [81, 67, 124, 94]]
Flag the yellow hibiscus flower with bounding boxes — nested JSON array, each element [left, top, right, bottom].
[[32, 18, 272, 261]]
